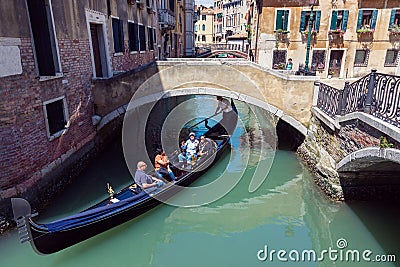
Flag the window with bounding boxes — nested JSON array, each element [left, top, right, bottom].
[[311, 50, 326, 70], [202, 24, 206, 31], [148, 27, 154, 50], [202, 35, 206, 42], [26, 0, 61, 76], [354, 49, 370, 66], [384, 49, 399, 66], [356, 10, 378, 31], [275, 9, 289, 31], [169, 0, 174, 12], [43, 97, 69, 138], [330, 10, 349, 31], [202, 15, 206, 20], [389, 9, 400, 28], [299, 10, 321, 32], [112, 18, 124, 53], [139, 24, 146, 51], [153, 28, 157, 47], [128, 22, 139, 52], [272, 50, 287, 69]]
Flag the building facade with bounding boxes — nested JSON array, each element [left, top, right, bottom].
[[195, 5, 214, 46], [0, 0, 182, 202], [221, 0, 248, 43], [249, 0, 400, 78]]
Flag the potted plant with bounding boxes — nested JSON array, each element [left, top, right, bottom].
[[328, 70, 334, 78], [389, 24, 400, 36]]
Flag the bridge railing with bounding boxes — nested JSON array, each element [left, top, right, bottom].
[[196, 44, 249, 54], [317, 69, 400, 127]]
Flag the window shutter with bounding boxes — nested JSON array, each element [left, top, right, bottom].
[[371, 9, 378, 29], [342, 10, 349, 31], [389, 9, 396, 29], [119, 20, 124, 52], [331, 10, 338, 30], [356, 10, 363, 30], [300, 11, 306, 31], [276, 10, 283, 30], [315, 11, 321, 31], [134, 23, 139, 51], [112, 19, 120, 53], [284, 10, 289, 31]]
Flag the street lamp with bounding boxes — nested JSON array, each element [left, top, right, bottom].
[[304, 0, 317, 73]]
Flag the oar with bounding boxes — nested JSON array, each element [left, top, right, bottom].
[[188, 112, 221, 130]]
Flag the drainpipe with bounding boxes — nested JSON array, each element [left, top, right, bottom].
[[254, 1, 261, 63]]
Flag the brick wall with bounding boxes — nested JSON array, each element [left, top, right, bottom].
[[0, 37, 96, 194], [112, 41, 156, 72]]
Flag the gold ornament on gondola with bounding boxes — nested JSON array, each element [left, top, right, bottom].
[[107, 183, 114, 199]]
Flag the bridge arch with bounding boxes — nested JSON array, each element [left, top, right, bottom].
[[337, 147, 400, 172], [110, 62, 307, 136]]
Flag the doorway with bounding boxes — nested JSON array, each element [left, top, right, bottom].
[[89, 23, 109, 78], [328, 50, 344, 78]]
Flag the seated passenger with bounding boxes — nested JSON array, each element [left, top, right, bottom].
[[184, 132, 199, 165], [134, 161, 165, 191], [178, 140, 187, 165], [197, 135, 214, 160], [154, 148, 176, 181]]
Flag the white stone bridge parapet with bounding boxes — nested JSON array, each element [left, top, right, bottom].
[[92, 58, 319, 136], [337, 147, 400, 172]]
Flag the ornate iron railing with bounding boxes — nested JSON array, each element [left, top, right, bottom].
[[345, 74, 370, 113], [372, 73, 400, 126], [317, 82, 343, 118], [317, 70, 400, 127]]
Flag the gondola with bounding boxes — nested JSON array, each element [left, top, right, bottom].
[[11, 99, 238, 255]]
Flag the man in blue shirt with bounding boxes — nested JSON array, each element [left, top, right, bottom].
[[184, 132, 199, 165], [134, 161, 164, 190]]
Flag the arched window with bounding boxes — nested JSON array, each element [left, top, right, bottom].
[[202, 24, 206, 31]]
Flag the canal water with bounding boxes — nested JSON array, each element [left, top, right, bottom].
[[0, 97, 399, 267]]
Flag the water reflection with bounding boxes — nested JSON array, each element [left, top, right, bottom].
[[0, 98, 398, 267]]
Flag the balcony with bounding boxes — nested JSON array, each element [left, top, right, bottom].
[[158, 9, 176, 29]]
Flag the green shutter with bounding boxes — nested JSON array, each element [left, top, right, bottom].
[[371, 9, 378, 29], [284, 10, 289, 31], [331, 10, 338, 30], [342, 10, 349, 31], [389, 9, 396, 29], [356, 10, 363, 29], [315, 11, 321, 32], [276, 10, 283, 30], [300, 11, 306, 31]]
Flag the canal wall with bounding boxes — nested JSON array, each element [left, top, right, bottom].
[[0, 112, 125, 234], [297, 112, 400, 202]]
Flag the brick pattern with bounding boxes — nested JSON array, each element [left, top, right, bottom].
[[0, 38, 96, 192], [112, 41, 156, 72]]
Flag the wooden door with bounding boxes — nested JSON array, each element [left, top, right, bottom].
[[328, 50, 344, 77], [90, 23, 103, 78]]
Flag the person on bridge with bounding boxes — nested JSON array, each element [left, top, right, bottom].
[[183, 132, 199, 166], [154, 148, 176, 181], [134, 161, 164, 190]]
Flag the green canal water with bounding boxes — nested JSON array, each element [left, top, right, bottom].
[[0, 98, 398, 267]]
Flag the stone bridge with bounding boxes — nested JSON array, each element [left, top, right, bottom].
[[92, 58, 317, 136], [92, 59, 400, 201]]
